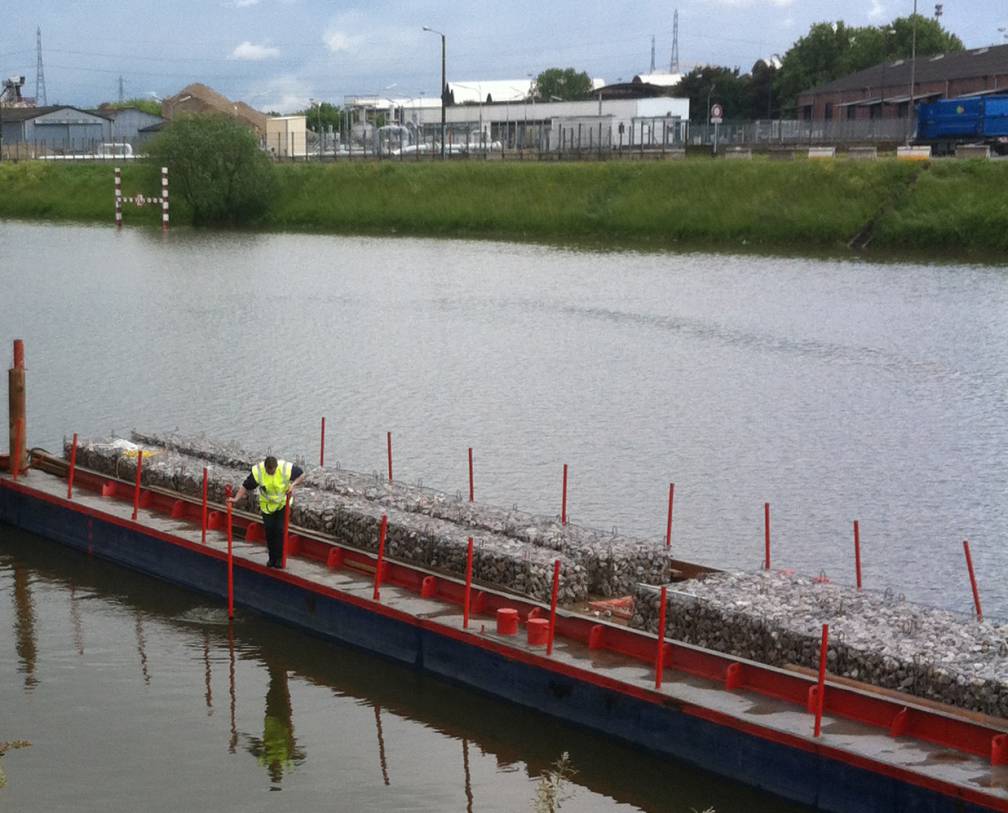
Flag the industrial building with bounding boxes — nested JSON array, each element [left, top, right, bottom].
[[796, 42, 1008, 120], [0, 106, 111, 152]]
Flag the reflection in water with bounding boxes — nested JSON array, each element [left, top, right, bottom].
[[462, 737, 474, 813], [374, 703, 390, 786], [0, 528, 812, 811], [246, 657, 304, 787], [12, 564, 37, 690], [69, 581, 84, 655], [134, 610, 150, 686]]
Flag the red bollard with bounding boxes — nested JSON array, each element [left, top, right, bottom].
[[546, 560, 561, 655], [226, 485, 234, 620], [281, 492, 291, 569], [386, 431, 393, 482], [319, 416, 326, 467], [665, 482, 675, 548], [963, 540, 983, 622], [764, 502, 771, 570], [561, 464, 568, 526], [67, 433, 78, 499], [131, 450, 144, 520], [463, 537, 474, 629], [814, 623, 829, 737], [468, 447, 474, 502], [373, 514, 388, 600], [201, 467, 208, 545], [655, 585, 668, 689], [853, 520, 862, 590]]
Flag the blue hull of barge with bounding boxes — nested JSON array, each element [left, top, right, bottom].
[[0, 485, 997, 813]]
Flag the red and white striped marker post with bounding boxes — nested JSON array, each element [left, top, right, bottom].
[[160, 166, 169, 231], [114, 167, 123, 228]]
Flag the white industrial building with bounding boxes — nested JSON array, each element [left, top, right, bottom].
[[399, 96, 690, 150]]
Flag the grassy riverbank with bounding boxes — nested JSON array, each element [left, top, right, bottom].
[[1, 158, 1006, 254]]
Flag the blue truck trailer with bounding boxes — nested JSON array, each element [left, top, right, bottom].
[[915, 95, 1008, 155]]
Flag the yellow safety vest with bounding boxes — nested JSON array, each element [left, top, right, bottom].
[[251, 460, 293, 514]]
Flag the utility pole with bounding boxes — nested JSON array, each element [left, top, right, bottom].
[[907, 0, 918, 144], [423, 27, 447, 159], [118, 75, 125, 104], [650, 35, 656, 73]]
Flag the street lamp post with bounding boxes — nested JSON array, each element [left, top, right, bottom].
[[906, 0, 919, 144], [423, 26, 447, 159]]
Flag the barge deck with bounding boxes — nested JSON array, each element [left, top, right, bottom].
[[2, 458, 1007, 812]]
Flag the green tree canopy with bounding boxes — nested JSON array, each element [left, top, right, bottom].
[[146, 114, 276, 225], [774, 15, 964, 114], [294, 101, 345, 132], [531, 68, 593, 101], [672, 65, 752, 122]]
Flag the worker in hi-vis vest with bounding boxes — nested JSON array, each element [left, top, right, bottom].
[[229, 455, 305, 568]]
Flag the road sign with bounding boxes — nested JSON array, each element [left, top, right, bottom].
[[710, 103, 724, 124]]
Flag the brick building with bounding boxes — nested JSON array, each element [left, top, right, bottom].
[[796, 43, 1008, 121]]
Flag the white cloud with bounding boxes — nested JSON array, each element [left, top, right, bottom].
[[230, 41, 280, 60], [868, 0, 886, 20], [244, 75, 313, 114], [707, 0, 795, 7], [231, 0, 261, 7], [323, 30, 359, 52]]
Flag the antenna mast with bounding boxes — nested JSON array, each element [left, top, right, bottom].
[[35, 27, 48, 106], [670, 9, 680, 73], [650, 36, 656, 73]]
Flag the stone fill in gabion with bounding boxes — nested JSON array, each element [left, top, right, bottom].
[[125, 431, 677, 598], [631, 570, 1008, 718], [66, 435, 589, 604]]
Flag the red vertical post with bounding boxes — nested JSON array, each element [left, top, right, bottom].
[[201, 467, 208, 544], [665, 482, 675, 548], [386, 431, 393, 482], [463, 537, 474, 629], [561, 464, 568, 526], [281, 492, 291, 569], [11, 418, 24, 482], [67, 433, 78, 499], [319, 416, 326, 467], [226, 485, 234, 620], [655, 585, 668, 689], [764, 502, 771, 570], [373, 514, 388, 600], [963, 540, 983, 622], [131, 450, 144, 520], [546, 559, 561, 655], [814, 623, 829, 737], [853, 520, 862, 590], [468, 447, 474, 502]]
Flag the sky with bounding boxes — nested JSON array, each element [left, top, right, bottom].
[[3, 1, 1005, 113]]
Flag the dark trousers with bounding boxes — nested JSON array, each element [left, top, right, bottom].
[[262, 507, 287, 566]]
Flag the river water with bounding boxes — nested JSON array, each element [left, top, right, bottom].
[[1, 220, 1006, 808]]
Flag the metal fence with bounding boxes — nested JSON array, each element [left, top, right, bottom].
[[0, 116, 918, 164]]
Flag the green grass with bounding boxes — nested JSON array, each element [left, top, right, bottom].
[[0, 158, 1004, 255]]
